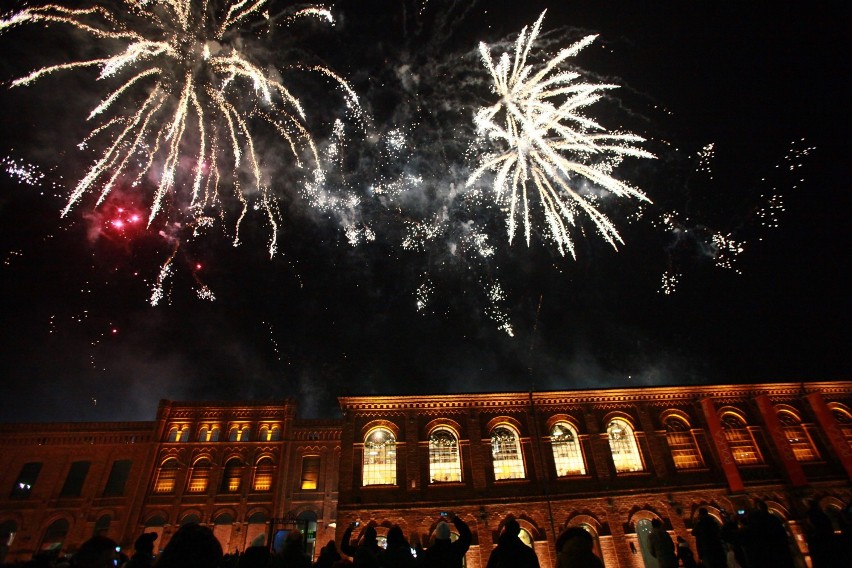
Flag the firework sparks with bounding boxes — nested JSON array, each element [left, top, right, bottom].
[[1, 1, 363, 257], [468, 11, 654, 257]]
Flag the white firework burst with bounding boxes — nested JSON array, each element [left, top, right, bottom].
[[467, 10, 654, 258], [0, 1, 363, 257]]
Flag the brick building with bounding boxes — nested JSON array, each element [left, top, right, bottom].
[[2, 381, 851, 567]]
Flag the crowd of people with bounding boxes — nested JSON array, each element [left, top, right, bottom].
[[1, 499, 850, 568], [687, 500, 849, 568]]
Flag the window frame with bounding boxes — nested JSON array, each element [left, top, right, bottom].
[[606, 417, 645, 473], [362, 426, 398, 487], [428, 426, 463, 483], [549, 421, 586, 477], [490, 424, 526, 481]]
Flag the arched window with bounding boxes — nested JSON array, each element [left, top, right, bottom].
[[607, 418, 644, 472], [550, 422, 586, 476], [167, 425, 189, 443], [362, 427, 397, 486], [830, 408, 852, 449], [663, 415, 704, 469], [777, 411, 819, 462], [721, 413, 763, 465], [93, 515, 111, 537], [220, 458, 243, 493], [212, 512, 234, 554], [257, 425, 281, 441], [197, 424, 220, 442], [228, 427, 239, 442], [154, 458, 179, 493], [180, 513, 201, 526], [187, 458, 212, 493], [41, 519, 69, 551], [253, 458, 274, 492], [429, 427, 462, 483], [491, 425, 525, 480]]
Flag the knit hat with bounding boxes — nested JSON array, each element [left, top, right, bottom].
[[435, 522, 451, 540]]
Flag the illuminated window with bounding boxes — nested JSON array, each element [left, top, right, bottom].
[[362, 427, 397, 486], [253, 458, 274, 492], [258, 425, 282, 442], [10, 462, 41, 499], [831, 408, 852, 449], [228, 425, 252, 442], [721, 413, 763, 465], [550, 422, 586, 476], [154, 459, 179, 494], [429, 428, 462, 483], [167, 425, 190, 443], [187, 458, 212, 493], [197, 425, 221, 442], [220, 458, 242, 493], [491, 425, 525, 480], [663, 416, 704, 469], [777, 411, 819, 462], [607, 418, 644, 472], [301, 456, 321, 490]]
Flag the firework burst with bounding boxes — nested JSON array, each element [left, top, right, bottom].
[[1, 1, 363, 256], [468, 10, 654, 258]]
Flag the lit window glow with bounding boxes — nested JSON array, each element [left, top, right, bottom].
[[551, 422, 586, 476], [362, 428, 396, 486], [491, 425, 525, 480], [429, 428, 462, 483]]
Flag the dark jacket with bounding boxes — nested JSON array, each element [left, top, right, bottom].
[[417, 516, 471, 568], [485, 533, 539, 568]]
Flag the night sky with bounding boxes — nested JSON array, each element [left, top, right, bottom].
[[0, 1, 848, 423]]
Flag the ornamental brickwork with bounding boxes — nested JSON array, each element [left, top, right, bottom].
[[1, 381, 851, 568]]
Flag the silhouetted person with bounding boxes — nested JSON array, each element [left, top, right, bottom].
[[805, 500, 841, 568], [152, 523, 222, 568], [123, 532, 157, 568], [485, 518, 539, 568], [239, 545, 270, 568], [555, 527, 603, 568], [720, 517, 747, 568], [418, 514, 471, 568], [692, 508, 726, 568], [743, 500, 794, 568], [315, 540, 342, 568], [649, 519, 677, 568], [279, 530, 311, 568], [341, 523, 380, 568], [377, 525, 415, 568], [676, 536, 697, 568], [72, 535, 119, 568]]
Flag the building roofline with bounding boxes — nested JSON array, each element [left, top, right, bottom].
[[337, 380, 852, 410]]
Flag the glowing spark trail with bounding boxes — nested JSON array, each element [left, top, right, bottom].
[[1, 1, 362, 257], [468, 11, 654, 257]]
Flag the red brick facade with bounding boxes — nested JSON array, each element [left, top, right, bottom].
[[1, 382, 851, 568]]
